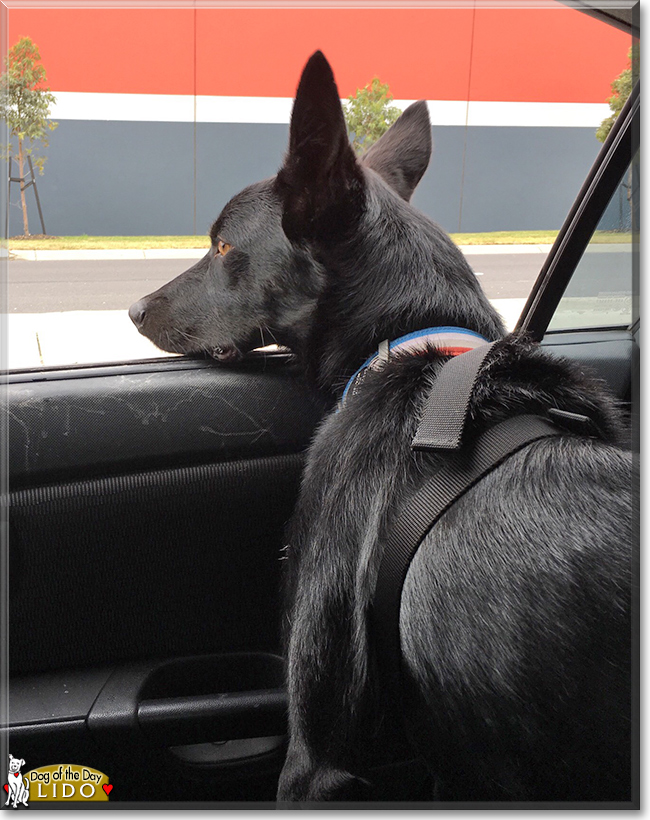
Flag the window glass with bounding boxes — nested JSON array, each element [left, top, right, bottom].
[[3, 5, 632, 369], [548, 155, 638, 332]]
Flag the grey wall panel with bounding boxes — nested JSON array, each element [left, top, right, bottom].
[[457, 126, 602, 232], [8, 121, 195, 237], [195, 123, 289, 236], [411, 126, 465, 234], [7, 121, 603, 238], [196, 123, 467, 239]]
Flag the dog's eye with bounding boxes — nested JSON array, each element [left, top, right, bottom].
[[215, 239, 232, 257]]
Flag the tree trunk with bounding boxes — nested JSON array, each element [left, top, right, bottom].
[[17, 139, 30, 236]]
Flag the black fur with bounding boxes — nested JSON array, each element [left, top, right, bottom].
[[131, 51, 632, 804], [280, 337, 631, 803]]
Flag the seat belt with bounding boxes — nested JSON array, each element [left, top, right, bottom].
[[371, 344, 566, 703]]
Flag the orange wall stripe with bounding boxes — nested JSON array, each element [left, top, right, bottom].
[[469, 8, 630, 103], [8, 7, 630, 103], [8, 9, 195, 96]]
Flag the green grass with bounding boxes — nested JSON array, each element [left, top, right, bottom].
[[7, 235, 211, 250], [584, 231, 635, 244], [449, 230, 559, 245], [450, 230, 632, 246], [5, 229, 633, 251]]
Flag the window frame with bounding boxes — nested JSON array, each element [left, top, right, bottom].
[[516, 78, 640, 342]]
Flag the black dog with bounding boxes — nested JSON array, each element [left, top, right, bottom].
[[130, 52, 632, 804]]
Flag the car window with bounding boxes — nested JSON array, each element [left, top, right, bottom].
[[547, 154, 638, 333], [3, 5, 632, 370]]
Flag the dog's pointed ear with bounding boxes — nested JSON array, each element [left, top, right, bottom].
[[360, 100, 432, 201], [277, 51, 364, 242]]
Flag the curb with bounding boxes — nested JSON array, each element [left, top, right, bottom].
[[7, 245, 554, 262], [8, 248, 209, 262]]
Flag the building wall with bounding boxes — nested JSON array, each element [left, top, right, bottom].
[[6, 6, 630, 237]]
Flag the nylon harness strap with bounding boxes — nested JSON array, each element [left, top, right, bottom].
[[371, 344, 566, 702], [411, 341, 496, 450]]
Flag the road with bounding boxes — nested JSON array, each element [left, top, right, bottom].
[[5, 253, 547, 313], [5, 248, 632, 370]]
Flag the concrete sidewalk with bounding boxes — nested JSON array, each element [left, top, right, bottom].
[[6, 244, 555, 262], [5, 310, 173, 369], [4, 298, 527, 369]]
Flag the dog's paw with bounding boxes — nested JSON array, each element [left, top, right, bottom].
[[278, 763, 367, 803]]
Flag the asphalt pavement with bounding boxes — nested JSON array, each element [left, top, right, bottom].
[[5, 250, 547, 313]]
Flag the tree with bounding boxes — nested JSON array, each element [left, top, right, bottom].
[[596, 44, 639, 143], [596, 44, 639, 232], [0, 36, 57, 235], [344, 76, 401, 155]]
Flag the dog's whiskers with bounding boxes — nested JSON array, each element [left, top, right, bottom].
[[259, 324, 280, 348], [175, 327, 204, 345]]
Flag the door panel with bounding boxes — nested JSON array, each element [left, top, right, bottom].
[[8, 354, 326, 486], [5, 353, 327, 802], [541, 329, 636, 405], [10, 452, 303, 674]]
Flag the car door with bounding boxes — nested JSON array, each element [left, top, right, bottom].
[[4, 351, 331, 803], [2, 13, 638, 809]]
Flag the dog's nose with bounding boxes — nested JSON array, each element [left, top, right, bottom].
[[129, 299, 147, 328]]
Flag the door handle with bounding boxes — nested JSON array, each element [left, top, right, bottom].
[[87, 653, 287, 750], [137, 688, 287, 746]]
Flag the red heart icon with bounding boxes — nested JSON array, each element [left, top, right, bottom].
[[3, 784, 8, 793], [102, 784, 113, 795]]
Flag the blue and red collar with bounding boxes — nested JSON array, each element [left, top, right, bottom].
[[340, 326, 491, 405]]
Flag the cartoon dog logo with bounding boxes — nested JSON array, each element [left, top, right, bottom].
[[5, 754, 29, 808]]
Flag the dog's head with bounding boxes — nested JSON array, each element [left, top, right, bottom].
[[129, 51, 434, 372], [8, 755, 24, 774], [130, 174, 326, 363]]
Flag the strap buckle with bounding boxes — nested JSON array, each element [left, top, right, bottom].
[[547, 408, 601, 438]]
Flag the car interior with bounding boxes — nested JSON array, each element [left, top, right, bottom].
[[1, 3, 638, 806]]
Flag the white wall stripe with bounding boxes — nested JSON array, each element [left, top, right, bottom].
[[196, 95, 295, 124], [49, 91, 611, 128], [51, 91, 196, 123], [466, 100, 612, 128]]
